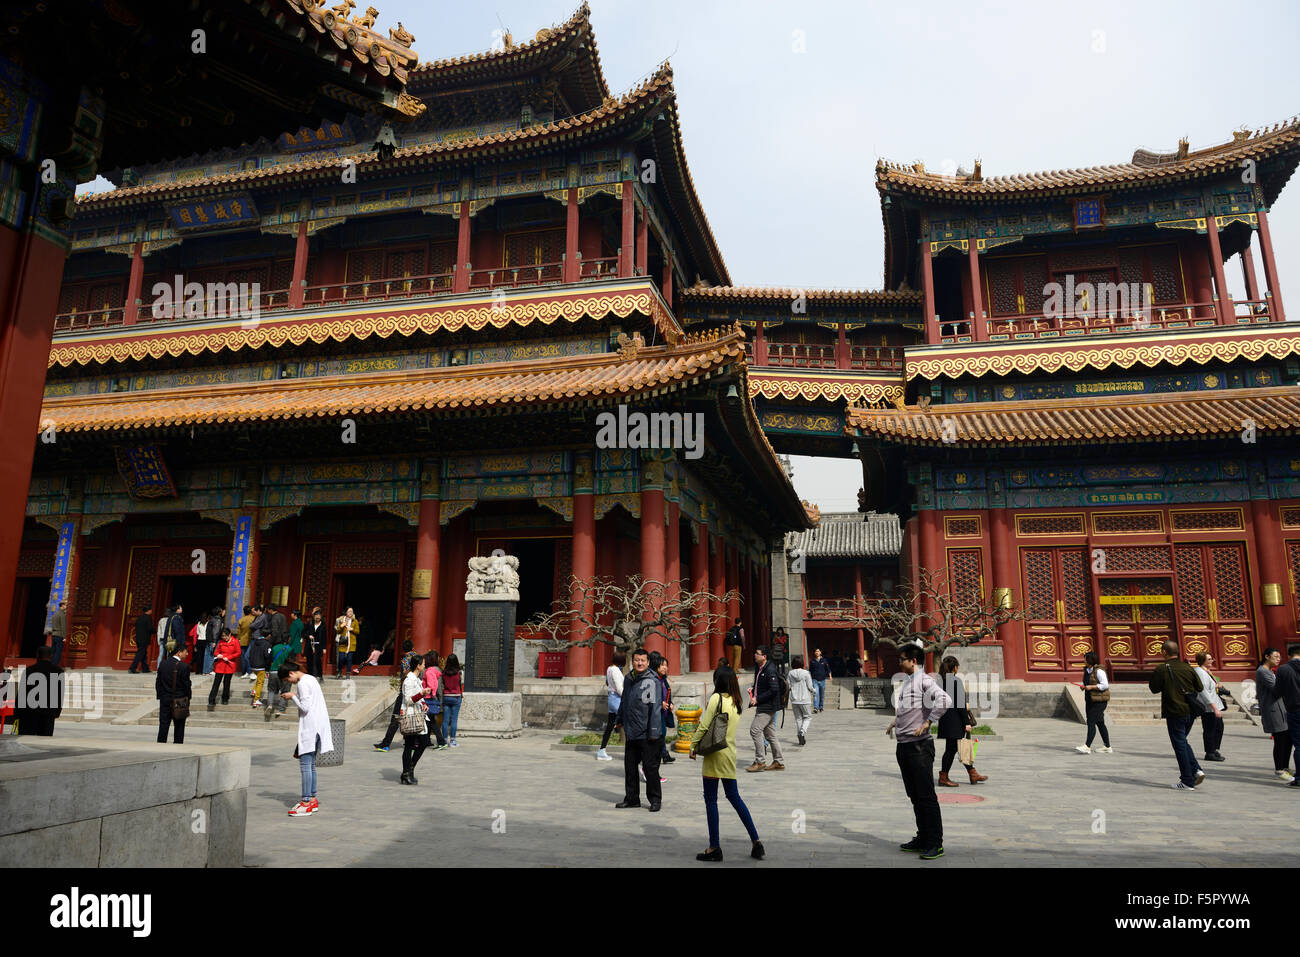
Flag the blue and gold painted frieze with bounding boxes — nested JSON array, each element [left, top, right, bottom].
[[942, 367, 1280, 404]]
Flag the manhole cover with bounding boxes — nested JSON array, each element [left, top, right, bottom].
[[937, 793, 985, 805]]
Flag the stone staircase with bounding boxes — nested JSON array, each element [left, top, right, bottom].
[[1100, 681, 1256, 726], [51, 669, 394, 732]]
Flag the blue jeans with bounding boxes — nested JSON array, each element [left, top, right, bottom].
[[337, 652, 353, 674], [202, 643, 215, 674], [1288, 712, 1300, 773], [444, 696, 462, 739], [240, 648, 250, 674], [299, 733, 321, 800], [813, 679, 827, 710], [703, 776, 759, 849], [1165, 716, 1202, 787], [50, 635, 64, 668]]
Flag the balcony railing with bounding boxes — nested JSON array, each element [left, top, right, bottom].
[[804, 598, 883, 626], [53, 304, 127, 332], [745, 342, 905, 372], [849, 345, 904, 371], [469, 262, 563, 289], [765, 343, 838, 369], [304, 271, 455, 307]]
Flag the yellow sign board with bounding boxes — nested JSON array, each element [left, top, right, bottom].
[[1099, 595, 1174, 605]]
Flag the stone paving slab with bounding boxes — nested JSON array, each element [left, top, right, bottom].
[[48, 706, 1295, 868]]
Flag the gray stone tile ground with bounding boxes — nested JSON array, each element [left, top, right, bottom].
[[57, 709, 1294, 867]]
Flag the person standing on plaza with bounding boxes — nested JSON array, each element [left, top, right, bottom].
[[596, 650, 626, 762], [422, 651, 448, 749], [689, 667, 764, 862], [442, 653, 464, 748], [208, 628, 240, 707], [886, 643, 951, 860], [374, 640, 422, 752], [1193, 652, 1226, 762], [236, 604, 254, 676], [745, 646, 785, 773], [1148, 640, 1205, 790], [288, 608, 304, 658], [1272, 644, 1300, 789], [190, 610, 210, 675], [724, 618, 745, 673], [249, 627, 272, 708], [166, 603, 185, 661], [280, 661, 332, 815], [1255, 648, 1294, 781], [156, 606, 171, 671], [846, 651, 863, 678], [304, 608, 327, 679], [334, 607, 359, 678], [44, 598, 68, 669], [265, 631, 294, 719], [399, 656, 430, 785], [1076, 651, 1112, 754], [829, 649, 846, 678], [787, 654, 814, 746], [202, 607, 222, 675], [15, 646, 62, 736], [155, 641, 191, 744], [129, 604, 154, 674], [653, 654, 676, 764], [936, 656, 987, 786], [269, 604, 288, 650], [809, 647, 831, 713], [614, 648, 665, 811]]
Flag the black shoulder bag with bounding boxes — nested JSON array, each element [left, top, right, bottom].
[[169, 661, 191, 721]]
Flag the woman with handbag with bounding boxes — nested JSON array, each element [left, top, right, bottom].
[[1077, 651, 1113, 754], [654, 654, 676, 764], [1193, 653, 1226, 762], [595, 651, 626, 762], [937, 657, 987, 786], [400, 656, 430, 785], [688, 668, 764, 862]]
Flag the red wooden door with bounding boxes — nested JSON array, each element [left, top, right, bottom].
[[1021, 547, 1093, 670], [1099, 576, 1175, 668], [1175, 543, 1254, 670]]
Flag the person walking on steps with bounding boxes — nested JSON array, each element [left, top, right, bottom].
[[787, 655, 814, 746], [1256, 648, 1294, 782], [1149, 640, 1205, 791], [1272, 644, 1300, 789], [725, 618, 744, 672], [887, 643, 951, 861], [689, 667, 764, 862], [614, 648, 664, 812], [129, 604, 155, 674], [280, 661, 332, 815], [155, 641, 191, 744], [809, 648, 831, 713], [745, 646, 786, 773], [374, 640, 422, 752], [1193, 652, 1227, 762], [1076, 651, 1113, 754], [208, 628, 240, 708], [596, 651, 626, 762], [936, 656, 987, 787], [399, 656, 430, 785]]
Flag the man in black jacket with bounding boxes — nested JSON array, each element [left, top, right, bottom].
[[1149, 640, 1205, 790], [305, 607, 328, 678], [746, 646, 785, 773], [16, 646, 62, 736], [165, 604, 185, 659], [269, 604, 289, 646], [1275, 644, 1300, 789], [156, 641, 192, 743], [129, 604, 154, 674], [615, 648, 664, 812]]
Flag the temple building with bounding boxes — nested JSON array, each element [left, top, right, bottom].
[[10, 5, 807, 676]]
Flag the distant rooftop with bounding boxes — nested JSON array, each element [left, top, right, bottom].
[[785, 511, 902, 559]]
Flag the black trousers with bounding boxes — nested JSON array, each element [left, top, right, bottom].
[[401, 731, 429, 774], [940, 736, 972, 773], [1086, 700, 1111, 747], [192, 640, 206, 673], [208, 672, 233, 705], [129, 642, 151, 673], [1273, 730, 1294, 771], [158, 700, 186, 743], [305, 643, 323, 678], [896, 737, 942, 847], [600, 712, 618, 749], [624, 738, 663, 806], [378, 692, 403, 748], [1201, 713, 1224, 755]]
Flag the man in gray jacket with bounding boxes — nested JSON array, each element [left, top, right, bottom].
[[44, 598, 68, 668], [614, 648, 664, 812], [1255, 648, 1293, 782]]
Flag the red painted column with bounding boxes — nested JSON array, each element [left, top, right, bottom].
[[454, 201, 471, 293], [726, 545, 741, 661], [754, 320, 768, 365], [853, 563, 866, 659], [619, 184, 635, 278], [0, 229, 65, 642], [921, 234, 938, 344], [836, 322, 849, 369], [665, 499, 681, 674], [968, 243, 986, 340], [1183, 237, 1215, 320], [640, 482, 667, 660], [709, 532, 725, 666], [412, 498, 440, 651], [689, 524, 710, 673], [1256, 208, 1286, 322], [988, 507, 1025, 680], [123, 241, 144, 324], [564, 188, 580, 283], [289, 221, 309, 309], [570, 453, 595, 677], [1240, 235, 1261, 303], [635, 205, 648, 277], [1249, 499, 1292, 647], [919, 509, 941, 642], [661, 258, 673, 311], [740, 551, 755, 652], [1204, 217, 1231, 324]]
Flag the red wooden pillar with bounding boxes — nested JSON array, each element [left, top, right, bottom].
[[853, 563, 866, 659], [1240, 235, 1261, 302], [569, 452, 595, 676], [412, 497, 440, 652], [988, 507, 1025, 680], [123, 241, 145, 324], [619, 185, 635, 278], [709, 533, 725, 665], [564, 188, 580, 283], [454, 201, 471, 293], [726, 545, 741, 659], [1204, 216, 1231, 324], [289, 221, 309, 308], [921, 233, 938, 344], [661, 258, 673, 311], [740, 550, 754, 651], [1249, 499, 1292, 647], [0, 228, 65, 642], [640, 481, 667, 660], [919, 509, 941, 641], [665, 499, 681, 674], [968, 243, 986, 340], [836, 322, 849, 369], [754, 320, 768, 365], [1256, 208, 1286, 322], [690, 524, 710, 673], [635, 205, 648, 277], [1183, 237, 1214, 320]]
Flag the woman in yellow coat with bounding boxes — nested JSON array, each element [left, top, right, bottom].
[[689, 668, 764, 862], [334, 607, 360, 678]]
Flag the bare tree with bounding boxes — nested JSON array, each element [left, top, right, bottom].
[[524, 574, 740, 657], [824, 567, 1041, 658]]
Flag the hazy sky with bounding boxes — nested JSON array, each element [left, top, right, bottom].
[[82, 1, 1300, 513]]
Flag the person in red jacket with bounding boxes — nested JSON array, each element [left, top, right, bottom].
[[208, 628, 241, 708]]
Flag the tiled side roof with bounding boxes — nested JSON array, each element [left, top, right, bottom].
[[876, 117, 1300, 200], [680, 286, 921, 306], [784, 512, 902, 558], [846, 386, 1300, 445]]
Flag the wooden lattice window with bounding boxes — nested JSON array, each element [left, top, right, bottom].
[[987, 259, 1018, 315], [947, 548, 983, 605], [1210, 545, 1248, 621], [1171, 509, 1244, 532], [1022, 549, 1057, 621], [1288, 542, 1300, 618], [1104, 546, 1171, 572], [1174, 545, 1208, 619], [1016, 514, 1085, 537], [1150, 245, 1184, 304], [1280, 508, 1300, 529], [1093, 511, 1163, 534], [945, 516, 981, 538], [345, 249, 385, 284], [504, 228, 564, 268], [1060, 549, 1092, 620]]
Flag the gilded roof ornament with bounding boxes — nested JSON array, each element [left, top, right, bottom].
[[616, 331, 644, 360]]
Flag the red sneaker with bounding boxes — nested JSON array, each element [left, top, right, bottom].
[[288, 801, 313, 817], [306, 798, 319, 814]]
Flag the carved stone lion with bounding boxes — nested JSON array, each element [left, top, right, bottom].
[[465, 554, 521, 602]]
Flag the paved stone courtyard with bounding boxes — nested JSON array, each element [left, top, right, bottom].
[[58, 708, 1294, 867]]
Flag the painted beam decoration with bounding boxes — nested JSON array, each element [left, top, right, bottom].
[[113, 445, 178, 499], [279, 122, 354, 153], [165, 194, 259, 232]]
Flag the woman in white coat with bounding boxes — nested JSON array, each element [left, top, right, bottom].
[[279, 662, 333, 816]]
